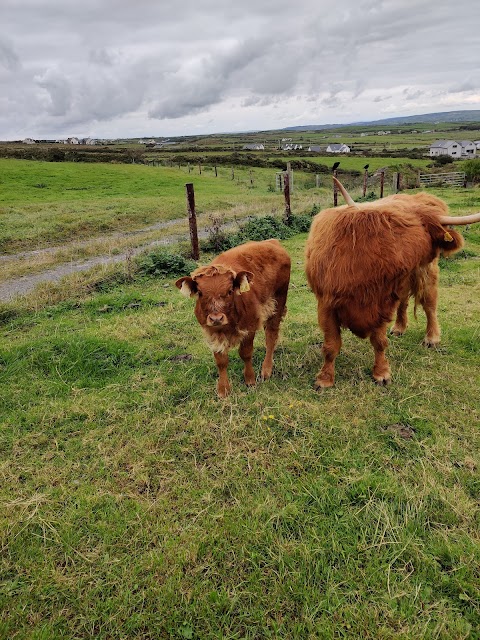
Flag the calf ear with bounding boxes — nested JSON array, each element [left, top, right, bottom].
[[175, 276, 198, 297], [233, 270, 254, 294]]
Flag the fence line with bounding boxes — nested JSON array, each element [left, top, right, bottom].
[[418, 171, 466, 187]]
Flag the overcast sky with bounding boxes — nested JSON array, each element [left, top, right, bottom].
[[1, 0, 479, 140]]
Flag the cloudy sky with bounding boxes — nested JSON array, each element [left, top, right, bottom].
[[1, 0, 479, 140]]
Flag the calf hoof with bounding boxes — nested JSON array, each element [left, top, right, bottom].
[[260, 365, 273, 381], [390, 327, 405, 337], [373, 374, 391, 386], [422, 336, 440, 348], [314, 375, 334, 390], [217, 381, 231, 398]]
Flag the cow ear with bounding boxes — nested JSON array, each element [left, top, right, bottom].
[[175, 276, 198, 297], [233, 270, 254, 294], [437, 227, 464, 257]]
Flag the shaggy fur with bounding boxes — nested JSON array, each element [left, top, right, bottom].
[[305, 192, 464, 387], [176, 239, 291, 397]]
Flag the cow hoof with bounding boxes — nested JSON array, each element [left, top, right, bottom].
[[390, 328, 405, 337], [314, 378, 334, 391], [422, 337, 440, 348], [374, 376, 391, 386]]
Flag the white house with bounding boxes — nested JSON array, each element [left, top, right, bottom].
[[282, 143, 302, 151], [326, 143, 350, 153], [458, 140, 476, 158], [307, 145, 322, 152], [242, 143, 264, 151], [429, 140, 462, 158], [22, 138, 36, 144]]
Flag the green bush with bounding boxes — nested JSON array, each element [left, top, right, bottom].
[[462, 158, 480, 183], [135, 249, 196, 277]]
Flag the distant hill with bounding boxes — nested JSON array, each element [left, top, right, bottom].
[[283, 110, 480, 132]]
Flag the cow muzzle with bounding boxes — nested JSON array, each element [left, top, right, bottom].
[[207, 313, 227, 327]]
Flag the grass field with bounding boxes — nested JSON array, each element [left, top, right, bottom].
[[1, 214, 479, 638]]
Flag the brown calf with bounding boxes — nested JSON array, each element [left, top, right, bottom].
[[176, 239, 291, 397], [305, 178, 480, 387]]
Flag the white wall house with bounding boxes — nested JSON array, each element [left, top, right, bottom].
[[326, 143, 350, 153], [458, 140, 476, 157], [22, 138, 36, 144], [242, 144, 264, 150], [282, 143, 302, 151], [429, 140, 462, 158], [307, 145, 322, 152]]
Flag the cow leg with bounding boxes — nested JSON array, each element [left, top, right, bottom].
[[239, 333, 256, 387], [420, 263, 441, 348], [214, 350, 231, 398], [315, 305, 341, 389], [370, 325, 391, 385], [261, 290, 287, 380], [390, 296, 409, 336]]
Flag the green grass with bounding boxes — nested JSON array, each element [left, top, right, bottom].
[[1, 231, 479, 639], [0, 160, 303, 254]]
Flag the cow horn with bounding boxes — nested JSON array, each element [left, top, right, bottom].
[[439, 212, 480, 225], [333, 177, 358, 207]]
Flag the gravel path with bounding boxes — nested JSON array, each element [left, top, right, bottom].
[[0, 223, 205, 302]]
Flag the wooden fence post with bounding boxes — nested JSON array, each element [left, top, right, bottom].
[[214, 166, 217, 177], [315, 174, 320, 188], [283, 172, 292, 225], [380, 171, 385, 198], [363, 169, 368, 197], [198, 163, 202, 175], [185, 183, 199, 260], [333, 170, 338, 207], [231, 167, 235, 180]]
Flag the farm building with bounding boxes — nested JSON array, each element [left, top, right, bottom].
[[282, 144, 302, 151], [326, 143, 350, 153], [22, 138, 36, 144], [458, 140, 476, 157], [429, 140, 476, 158], [429, 140, 463, 158], [307, 145, 322, 152], [242, 144, 265, 151]]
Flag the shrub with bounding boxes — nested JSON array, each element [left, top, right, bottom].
[[135, 249, 196, 277], [462, 158, 480, 183]]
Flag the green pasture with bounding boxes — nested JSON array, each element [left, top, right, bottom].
[[0, 160, 292, 254], [0, 155, 466, 256], [0, 224, 479, 638]]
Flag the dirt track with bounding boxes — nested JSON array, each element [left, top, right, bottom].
[[0, 218, 204, 301]]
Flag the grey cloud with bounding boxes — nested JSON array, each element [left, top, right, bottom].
[[0, 38, 20, 72], [1, 0, 480, 138]]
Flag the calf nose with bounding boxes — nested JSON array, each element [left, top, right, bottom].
[[208, 313, 226, 326]]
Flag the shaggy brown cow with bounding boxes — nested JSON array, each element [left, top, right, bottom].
[[305, 178, 480, 388], [176, 239, 291, 397]]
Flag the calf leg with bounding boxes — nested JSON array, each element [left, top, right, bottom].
[[315, 304, 342, 389], [239, 333, 256, 387], [261, 290, 287, 380], [370, 324, 391, 385], [214, 351, 231, 398]]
